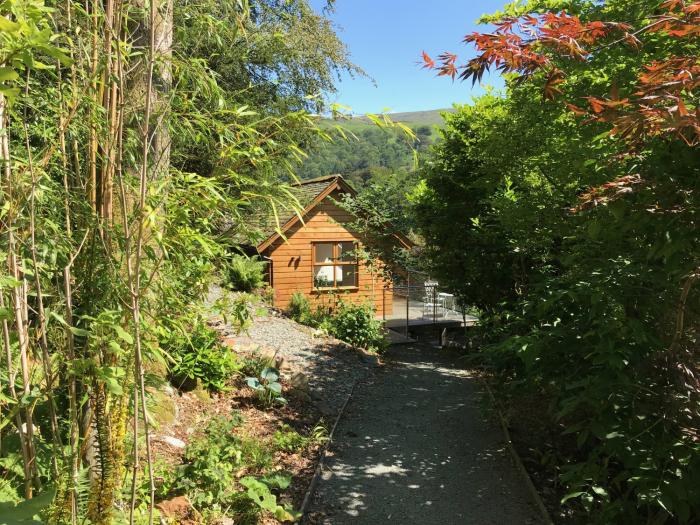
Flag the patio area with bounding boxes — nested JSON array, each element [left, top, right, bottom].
[[383, 294, 476, 327], [379, 281, 478, 343]]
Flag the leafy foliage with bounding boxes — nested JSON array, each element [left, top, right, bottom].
[[240, 350, 278, 379], [299, 121, 434, 182], [245, 367, 286, 407], [272, 421, 328, 453], [227, 254, 268, 292], [164, 318, 242, 392], [286, 292, 327, 327], [0, 489, 55, 524], [239, 477, 300, 522], [273, 425, 309, 453], [287, 292, 312, 324], [175, 0, 360, 116], [0, 0, 352, 520], [326, 301, 387, 353], [287, 293, 386, 352], [273, 423, 329, 453], [175, 414, 297, 521], [418, 0, 700, 521]]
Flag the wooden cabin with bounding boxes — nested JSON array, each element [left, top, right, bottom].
[[252, 175, 412, 316]]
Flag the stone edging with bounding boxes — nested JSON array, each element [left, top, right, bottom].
[[299, 379, 358, 518], [482, 379, 555, 525]]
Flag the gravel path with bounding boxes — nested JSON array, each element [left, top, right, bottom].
[[208, 286, 375, 416], [306, 343, 545, 525]]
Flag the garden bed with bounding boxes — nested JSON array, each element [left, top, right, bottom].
[[147, 290, 377, 523]]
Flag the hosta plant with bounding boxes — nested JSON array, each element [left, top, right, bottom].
[[246, 367, 287, 407]]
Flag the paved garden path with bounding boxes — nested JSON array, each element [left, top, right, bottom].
[[306, 342, 545, 525]]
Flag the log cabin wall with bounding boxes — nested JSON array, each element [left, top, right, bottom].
[[263, 189, 393, 316]]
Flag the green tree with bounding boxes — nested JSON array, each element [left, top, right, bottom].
[[417, 0, 700, 521]]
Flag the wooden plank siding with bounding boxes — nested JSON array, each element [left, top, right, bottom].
[[263, 190, 393, 316]]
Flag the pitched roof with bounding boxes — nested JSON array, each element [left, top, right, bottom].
[[226, 174, 413, 253], [256, 175, 357, 252], [288, 175, 353, 215]]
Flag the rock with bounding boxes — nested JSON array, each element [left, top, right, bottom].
[[221, 337, 237, 348], [145, 357, 168, 377], [289, 372, 311, 402], [148, 387, 178, 427], [314, 398, 337, 418], [361, 354, 380, 367], [258, 346, 284, 369], [158, 435, 186, 449], [156, 495, 192, 520], [212, 518, 234, 525], [191, 385, 211, 403]]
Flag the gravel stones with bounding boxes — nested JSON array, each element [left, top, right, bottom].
[[209, 286, 374, 417]]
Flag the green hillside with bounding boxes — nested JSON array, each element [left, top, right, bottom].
[[354, 108, 455, 126], [299, 108, 452, 183]]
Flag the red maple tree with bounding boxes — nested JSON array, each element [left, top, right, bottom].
[[423, 0, 700, 146]]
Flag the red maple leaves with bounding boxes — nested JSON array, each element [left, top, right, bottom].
[[570, 174, 644, 213], [423, 1, 700, 146]]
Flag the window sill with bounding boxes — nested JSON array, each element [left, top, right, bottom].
[[312, 287, 359, 294]]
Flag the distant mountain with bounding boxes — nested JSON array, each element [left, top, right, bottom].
[[353, 108, 456, 126]]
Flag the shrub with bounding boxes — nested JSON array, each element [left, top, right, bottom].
[[227, 254, 266, 292], [239, 477, 299, 522], [272, 422, 329, 453], [176, 415, 246, 508], [287, 292, 311, 324], [288, 294, 387, 352], [164, 319, 242, 392], [213, 292, 253, 333], [287, 292, 330, 328], [273, 424, 308, 453], [240, 350, 277, 378], [327, 302, 387, 353]]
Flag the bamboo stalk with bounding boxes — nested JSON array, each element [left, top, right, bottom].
[[99, 0, 117, 225], [0, 87, 38, 498], [23, 91, 63, 480], [126, 1, 162, 520], [88, 0, 99, 212], [63, 3, 80, 521], [110, 13, 141, 520], [9, 223, 42, 494]]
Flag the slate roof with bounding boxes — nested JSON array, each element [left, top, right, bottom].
[[263, 175, 350, 237]]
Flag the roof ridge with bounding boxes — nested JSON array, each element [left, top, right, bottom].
[[293, 174, 343, 186]]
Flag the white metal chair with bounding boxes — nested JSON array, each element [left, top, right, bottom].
[[422, 281, 445, 318]]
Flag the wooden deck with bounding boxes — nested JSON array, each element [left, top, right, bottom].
[[381, 297, 477, 327], [380, 296, 478, 343]]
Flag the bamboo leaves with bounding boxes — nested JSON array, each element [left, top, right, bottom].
[[0, 0, 344, 521]]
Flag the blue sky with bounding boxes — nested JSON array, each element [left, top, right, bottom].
[[310, 0, 507, 114]]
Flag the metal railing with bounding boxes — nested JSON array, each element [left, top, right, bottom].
[[381, 271, 472, 342]]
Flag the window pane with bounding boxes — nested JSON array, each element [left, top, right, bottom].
[[337, 265, 357, 287], [338, 242, 356, 262], [314, 243, 334, 263], [314, 266, 334, 288]]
